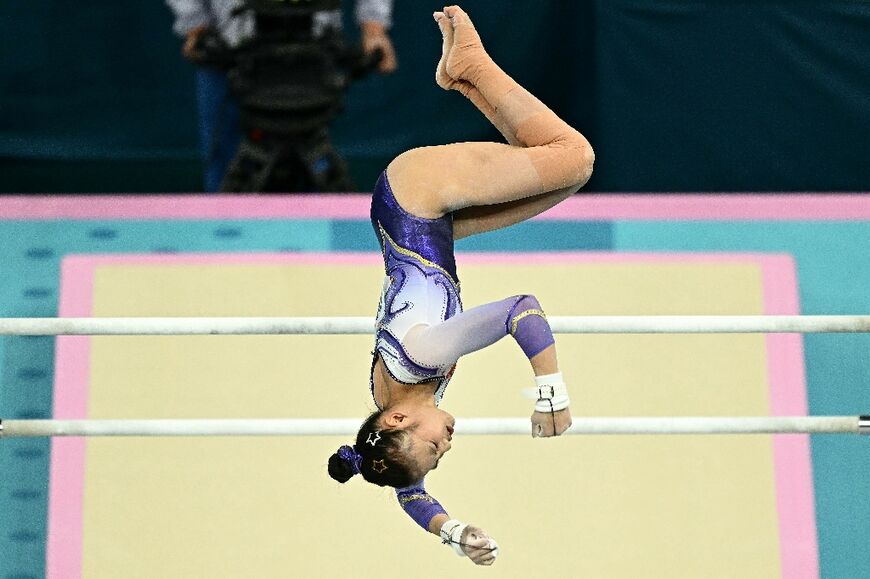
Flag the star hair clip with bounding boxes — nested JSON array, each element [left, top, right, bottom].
[[372, 459, 389, 474], [366, 431, 382, 446]]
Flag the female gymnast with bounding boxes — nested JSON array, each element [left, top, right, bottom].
[[327, 5, 594, 565]]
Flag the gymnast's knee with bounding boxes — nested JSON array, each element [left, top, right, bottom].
[[528, 135, 594, 192], [555, 132, 595, 187]]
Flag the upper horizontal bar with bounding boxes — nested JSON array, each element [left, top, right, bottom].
[[1, 315, 870, 336], [1, 416, 868, 437]]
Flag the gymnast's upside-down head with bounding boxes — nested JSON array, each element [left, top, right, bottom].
[[328, 404, 455, 488]]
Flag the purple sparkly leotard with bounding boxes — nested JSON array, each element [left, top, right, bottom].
[[370, 171, 463, 407], [369, 170, 558, 531]]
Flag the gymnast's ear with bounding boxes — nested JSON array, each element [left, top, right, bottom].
[[383, 411, 410, 428]]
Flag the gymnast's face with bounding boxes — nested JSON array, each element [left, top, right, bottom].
[[384, 406, 455, 476]]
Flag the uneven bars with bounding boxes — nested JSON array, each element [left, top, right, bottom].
[[2, 417, 868, 437], [1, 315, 870, 335]]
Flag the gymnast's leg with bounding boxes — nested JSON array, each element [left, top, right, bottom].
[[387, 5, 594, 231]]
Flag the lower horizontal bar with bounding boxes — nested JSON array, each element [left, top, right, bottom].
[[1, 417, 867, 438], [1, 315, 870, 335]]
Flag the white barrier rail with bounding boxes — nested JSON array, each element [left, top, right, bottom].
[[1, 315, 870, 335], [2, 417, 868, 438]]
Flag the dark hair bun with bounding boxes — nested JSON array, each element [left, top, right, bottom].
[[328, 452, 356, 483]]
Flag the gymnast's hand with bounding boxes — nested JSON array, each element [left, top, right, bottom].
[[531, 407, 572, 437], [461, 525, 499, 566], [361, 21, 398, 74]]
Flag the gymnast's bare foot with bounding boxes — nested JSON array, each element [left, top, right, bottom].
[[433, 10, 455, 89], [433, 6, 492, 91], [442, 6, 492, 86], [433, 9, 469, 93]]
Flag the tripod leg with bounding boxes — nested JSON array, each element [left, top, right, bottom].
[[220, 138, 281, 193], [297, 129, 355, 192]]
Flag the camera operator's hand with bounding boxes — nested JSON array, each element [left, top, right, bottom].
[[361, 21, 398, 74], [182, 25, 210, 61]]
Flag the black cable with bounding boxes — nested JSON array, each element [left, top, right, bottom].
[[442, 537, 499, 554]]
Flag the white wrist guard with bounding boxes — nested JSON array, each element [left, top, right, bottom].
[[439, 519, 468, 557], [523, 372, 570, 412]]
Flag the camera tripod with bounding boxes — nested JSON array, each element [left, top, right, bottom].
[[191, 0, 378, 193], [220, 125, 353, 192]]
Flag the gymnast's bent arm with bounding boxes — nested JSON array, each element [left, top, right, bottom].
[[403, 295, 572, 437]]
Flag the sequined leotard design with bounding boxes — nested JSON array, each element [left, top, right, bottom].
[[368, 170, 556, 531], [370, 171, 462, 408]]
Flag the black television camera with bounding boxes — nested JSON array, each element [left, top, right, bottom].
[[191, 0, 382, 193]]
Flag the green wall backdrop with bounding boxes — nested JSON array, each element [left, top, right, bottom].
[[1, 0, 868, 192]]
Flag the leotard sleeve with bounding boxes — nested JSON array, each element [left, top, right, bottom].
[[402, 295, 555, 369], [396, 480, 448, 530]]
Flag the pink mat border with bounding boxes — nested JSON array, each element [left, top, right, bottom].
[[48, 251, 815, 578], [2, 194, 869, 220]]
